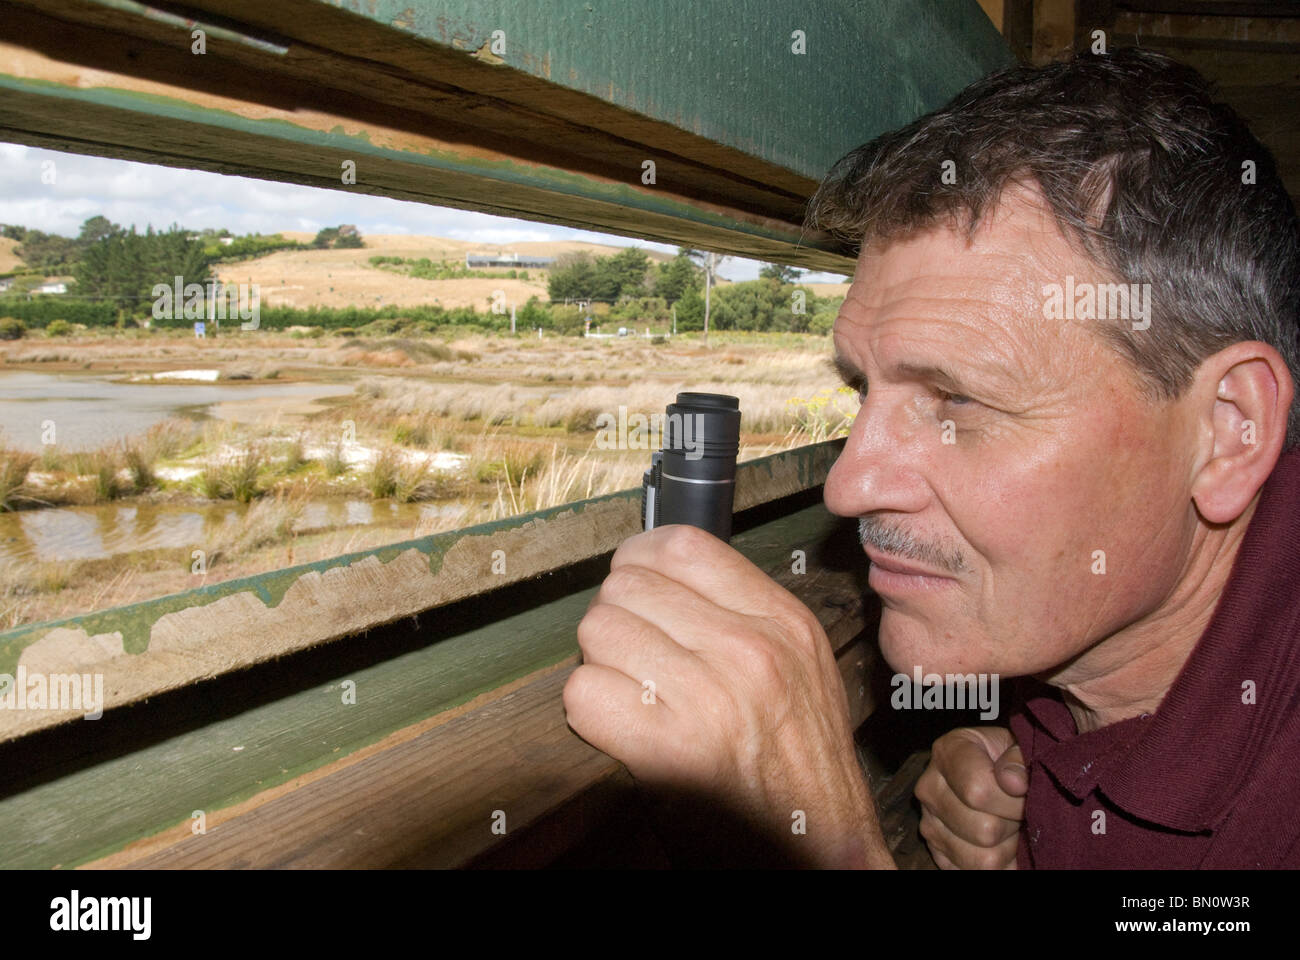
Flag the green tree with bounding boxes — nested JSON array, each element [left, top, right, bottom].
[[14, 228, 80, 273], [73, 224, 209, 315], [653, 250, 702, 301], [77, 216, 118, 246], [547, 252, 598, 302], [759, 262, 804, 284], [597, 248, 650, 299], [675, 283, 705, 330]]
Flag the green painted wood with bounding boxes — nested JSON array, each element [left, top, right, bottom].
[[301, 0, 1014, 180], [0, 497, 854, 869]]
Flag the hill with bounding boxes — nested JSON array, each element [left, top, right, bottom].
[[217, 233, 677, 311], [0, 237, 24, 275]]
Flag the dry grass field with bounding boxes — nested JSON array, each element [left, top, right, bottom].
[[218, 234, 683, 311], [0, 237, 24, 275]]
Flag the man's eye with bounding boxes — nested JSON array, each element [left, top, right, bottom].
[[938, 390, 973, 407]]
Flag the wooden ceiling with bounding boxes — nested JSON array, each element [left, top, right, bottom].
[[978, 0, 1300, 207]]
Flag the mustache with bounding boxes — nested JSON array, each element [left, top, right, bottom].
[[858, 517, 966, 574]]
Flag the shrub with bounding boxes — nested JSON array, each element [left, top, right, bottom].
[[0, 318, 26, 340], [46, 319, 72, 337], [392, 417, 433, 447]]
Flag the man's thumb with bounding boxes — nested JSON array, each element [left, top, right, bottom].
[[993, 744, 1028, 797]]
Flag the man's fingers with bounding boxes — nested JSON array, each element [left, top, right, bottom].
[[919, 769, 1020, 848], [919, 801, 1019, 870], [593, 561, 776, 662], [934, 731, 1027, 822], [562, 662, 679, 777], [994, 743, 1029, 797], [577, 601, 704, 708], [610, 525, 809, 624]]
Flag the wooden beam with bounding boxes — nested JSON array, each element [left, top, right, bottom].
[[979, 0, 1008, 31], [1119, 1, 1300, 17], [1003, 0, 1039, 62], [1112, 9, 1300, 49]]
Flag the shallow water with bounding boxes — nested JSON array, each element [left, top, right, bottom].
[[0, 370, 352, 452], [0, 498, 469, 564]]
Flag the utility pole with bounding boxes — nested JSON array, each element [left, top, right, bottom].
[[704, 251, 715, 345]]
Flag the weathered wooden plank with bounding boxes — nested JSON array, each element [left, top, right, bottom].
[[0, 440, 844, 743], [1032, 0, 1079, 64], [95, 554, 876, 868]]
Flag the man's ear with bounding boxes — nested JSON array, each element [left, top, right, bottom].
[[1189, 341, 1295, 525]]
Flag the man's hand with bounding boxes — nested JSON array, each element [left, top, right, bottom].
[[914, 726, 1027, 869], [562, 524, 893, 868]]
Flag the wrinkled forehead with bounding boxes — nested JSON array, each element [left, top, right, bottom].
[[835, 189, 1100, 383]]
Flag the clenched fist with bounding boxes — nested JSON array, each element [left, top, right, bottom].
[[562, 523, 895, 868], [915, 726, 1027, 869]]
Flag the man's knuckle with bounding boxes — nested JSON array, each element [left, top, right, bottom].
[[562, 665, 593, 713], [970, 812, 1004, 847], [576, 602, 618, 649], [960, 775, 994, 810], [971, 844, 1009, 871], [914, 767, 942, 805], [659, 523, 714, 566], [733, 637, 783, 684]]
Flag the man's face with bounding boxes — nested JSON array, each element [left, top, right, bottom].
[[823, 186, 1198, 680]]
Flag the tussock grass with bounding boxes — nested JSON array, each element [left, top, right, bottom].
[[488, 441, 645, 519], [209, 491, 305, 562], [199, 446, 265, 502], [364, 445, 401, 499], [469, 435, 547, 484], [0, 447, 36, 511]]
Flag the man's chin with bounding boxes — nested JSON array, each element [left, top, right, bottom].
[[877, 616, 998, 678]]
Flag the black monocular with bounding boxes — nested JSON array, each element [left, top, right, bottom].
[[640, 392, 741, 543]]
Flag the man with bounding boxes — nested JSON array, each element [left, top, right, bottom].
[[562, 47, 1300, 868]]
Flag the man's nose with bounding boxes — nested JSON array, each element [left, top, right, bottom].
[[823, 394, 930, 519]]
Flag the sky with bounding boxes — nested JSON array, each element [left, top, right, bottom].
[[0, 143, 850, 284]]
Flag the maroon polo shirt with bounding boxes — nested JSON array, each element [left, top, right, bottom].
[[1008, 447, 1300, 868]]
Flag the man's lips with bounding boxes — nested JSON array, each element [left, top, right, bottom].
[[862, 546, 956, 581]]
